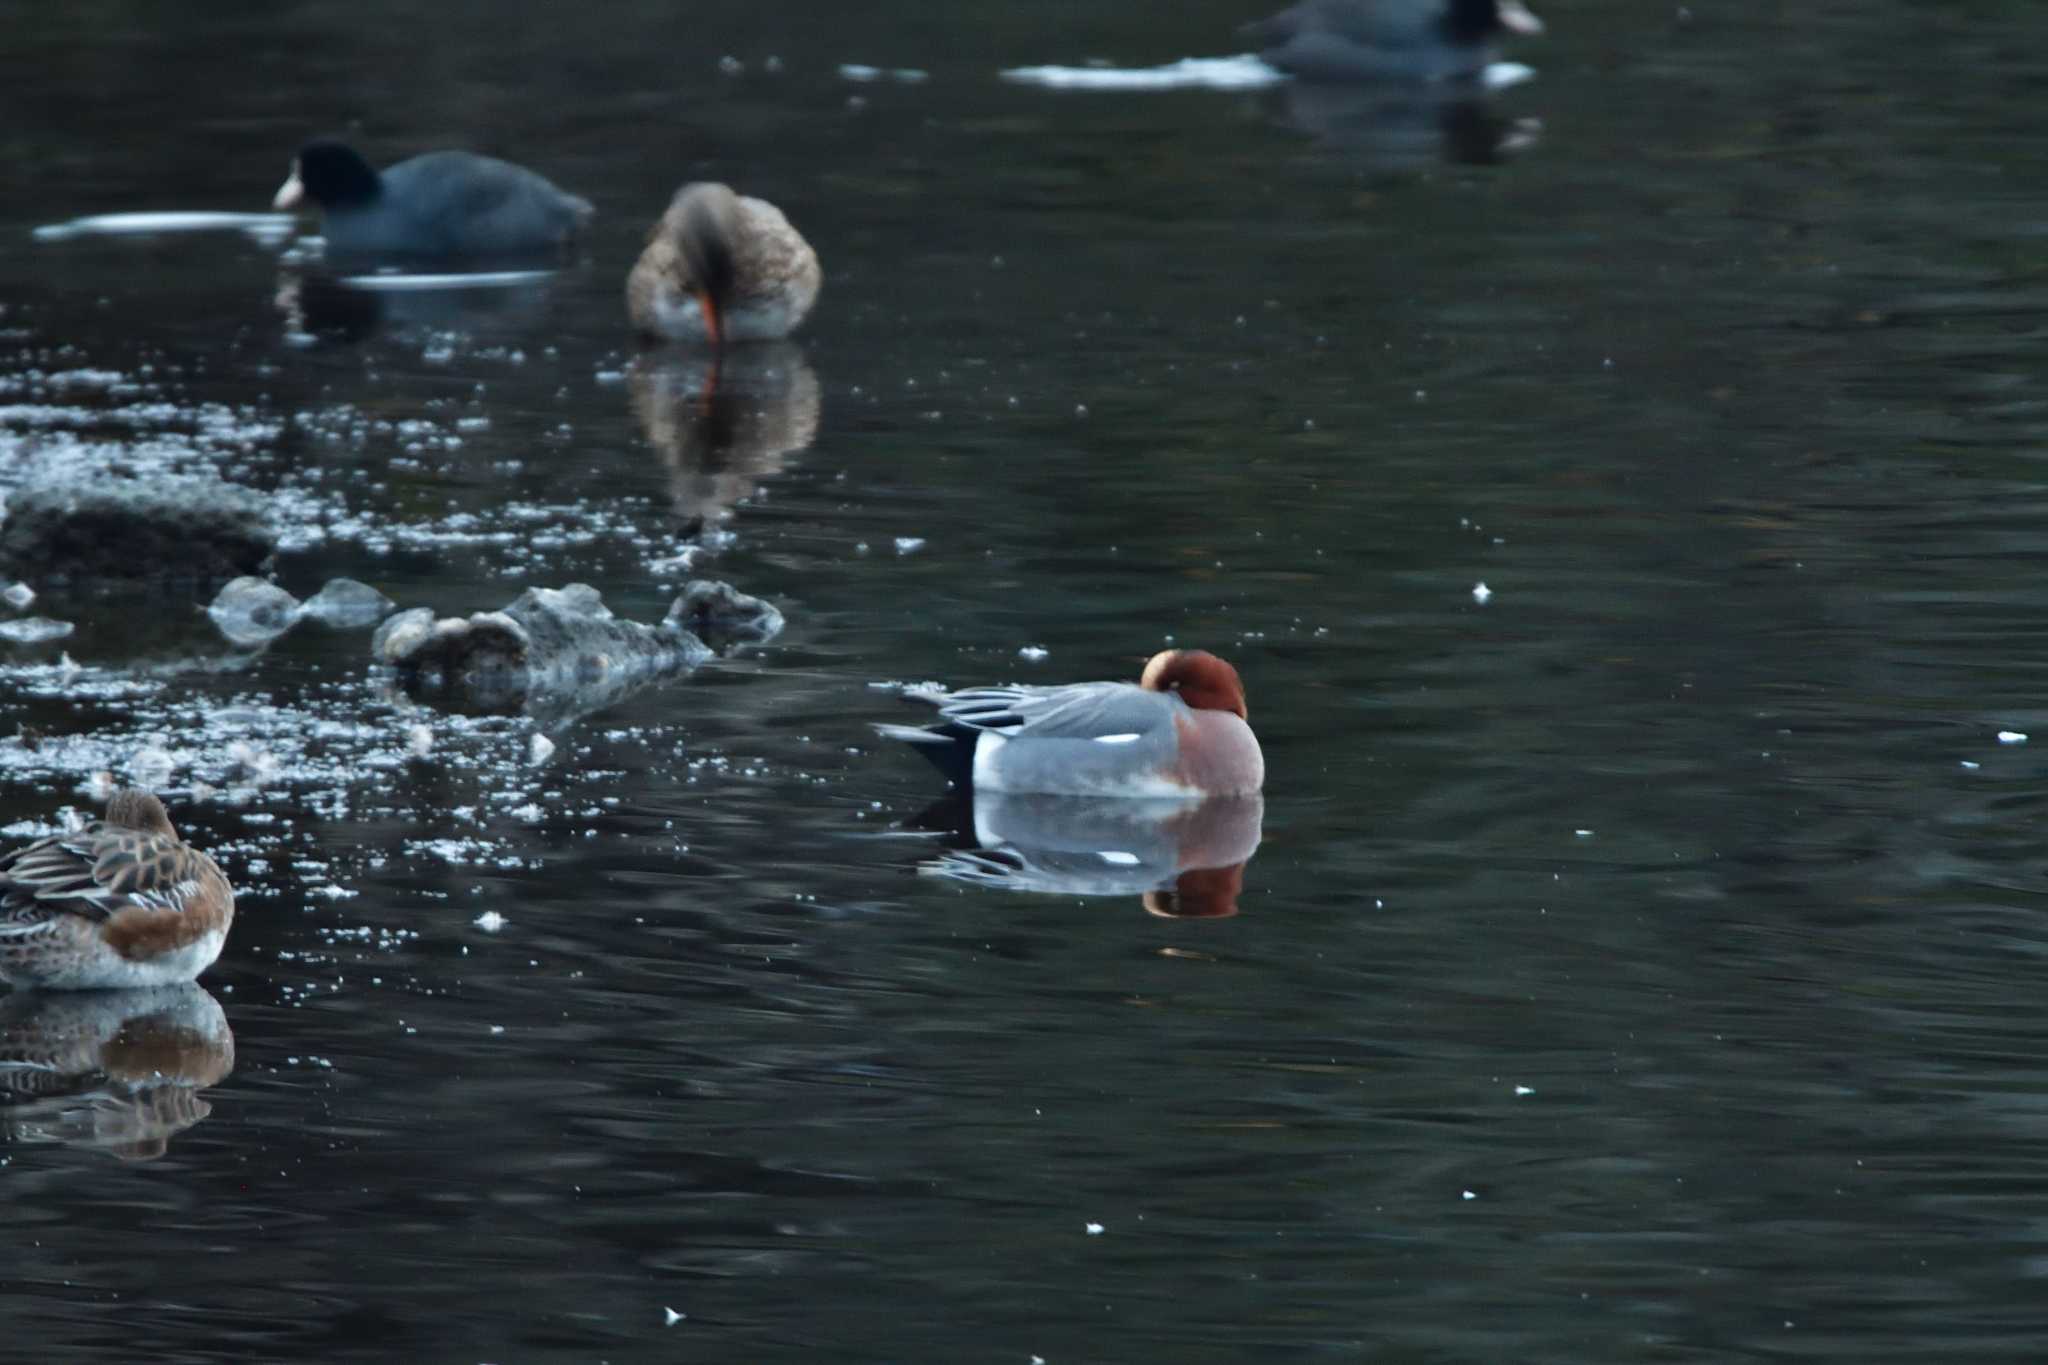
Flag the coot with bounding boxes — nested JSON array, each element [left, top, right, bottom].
[[1244, 0, 1544, 82], [272, 140, 594, 260]]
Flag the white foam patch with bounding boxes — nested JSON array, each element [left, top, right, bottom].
[[335, 270, 558, 292], [1001, 54, 1285, 92], [1482, 62, 1538, 91], [34, 211, 297, 244]]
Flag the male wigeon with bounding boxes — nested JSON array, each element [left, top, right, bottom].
[[877, 649, 1265, 797], [628, 183, 821, 347], [925, 792, 1265, 917], [0, 790, 235, 990]]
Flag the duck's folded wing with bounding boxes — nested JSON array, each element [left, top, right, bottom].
[[0, 831, 122, 920], [0, 828, 207, 921], [933, 681, 1172, 742]]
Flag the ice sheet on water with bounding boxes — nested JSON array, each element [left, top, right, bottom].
[[1001, 55, 1285, 91]]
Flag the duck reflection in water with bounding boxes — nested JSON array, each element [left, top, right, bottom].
[[0, 983, 235, 1161], [1265, 81, 1541, 166], [628, 343, 820, 533], [274, 266, 562, 346], [920, 793, 1265, 919]]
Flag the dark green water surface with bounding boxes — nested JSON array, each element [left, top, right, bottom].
[[3, 1, 2048, 1360]]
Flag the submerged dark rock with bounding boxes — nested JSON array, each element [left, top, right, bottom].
[[373, 580, 779, 727], [0, 475, 273, 593], [665, 579, 785, 648]]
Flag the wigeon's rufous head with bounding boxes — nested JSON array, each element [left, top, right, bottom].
[[1139, 648, 1248, 721], [876, 648, 1263, 798]]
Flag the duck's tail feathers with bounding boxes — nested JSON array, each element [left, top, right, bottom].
[[873, 722, 975, 787]]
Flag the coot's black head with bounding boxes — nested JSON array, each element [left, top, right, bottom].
[[1442, 0, 1544, 43], [274, 139, 382, 211]]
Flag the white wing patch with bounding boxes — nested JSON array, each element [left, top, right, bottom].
[[1092, 733, 1141, 745], [1096, 851, 1142, 866]]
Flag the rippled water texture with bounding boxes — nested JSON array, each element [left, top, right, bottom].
[[4, 1, 2048, 1359]]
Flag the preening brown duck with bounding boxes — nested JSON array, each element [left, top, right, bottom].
[[627, 183, 820, 346]]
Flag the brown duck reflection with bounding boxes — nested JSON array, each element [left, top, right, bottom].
[[920, 793, 1264, 918], [0, 983, 235, 1161], [628, 343, 820, 532]]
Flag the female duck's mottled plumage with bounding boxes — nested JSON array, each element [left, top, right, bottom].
[[0, 791, 234, 990], [627, 182, 821, 346]]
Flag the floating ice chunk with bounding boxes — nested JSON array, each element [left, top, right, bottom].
[[227, 740, 279, 784], [1482, 61, 1537, 90], [1461, 1190, 1477, 1200], [474, 911, 508, 932], [1998, 731, 2028, 745], [1573, 829, 1592, 838], [2, 582, 34, 610], [334, 269, 555, 292], [1472, 582, 1492, 604], [128, 745, 175, 788], [1002, 55, 1285, 91], [208, 576, 301, 646], [1019, 645, 1049, 661], [838, 64, 929, 84], [1084, 1222, 1105, 1235], [299, 577, 395, 628], [1514, 1085, 1535, 1096], [663, 1307, 686, 1327], [894, 536, 926, 555], [33, 210, 297, 244], [529, 733, 556, 766], [0, 617, 73, 644], [1961, 760, 1980, 770], [407, 724, 434, 758]]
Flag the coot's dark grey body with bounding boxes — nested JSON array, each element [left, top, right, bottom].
[[274, 141, 594, 261], [1244, 0, 1542, 82]]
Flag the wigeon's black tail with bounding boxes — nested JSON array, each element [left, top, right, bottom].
[[873, 722, 976, 788]]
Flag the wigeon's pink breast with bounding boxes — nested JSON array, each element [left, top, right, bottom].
[[1166, 711, 1265, 796]]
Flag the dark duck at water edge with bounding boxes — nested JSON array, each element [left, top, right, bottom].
[[1244, 0, 1544, 83], [272, 139, 594, 260], [628, 183, 821, 347]]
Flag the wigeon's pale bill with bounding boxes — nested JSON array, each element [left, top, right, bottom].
[[0, 790, 235, 991], [877, 649, 1265, 798], [925, 792, 1265, 918], [627, 182, 821, 347]]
